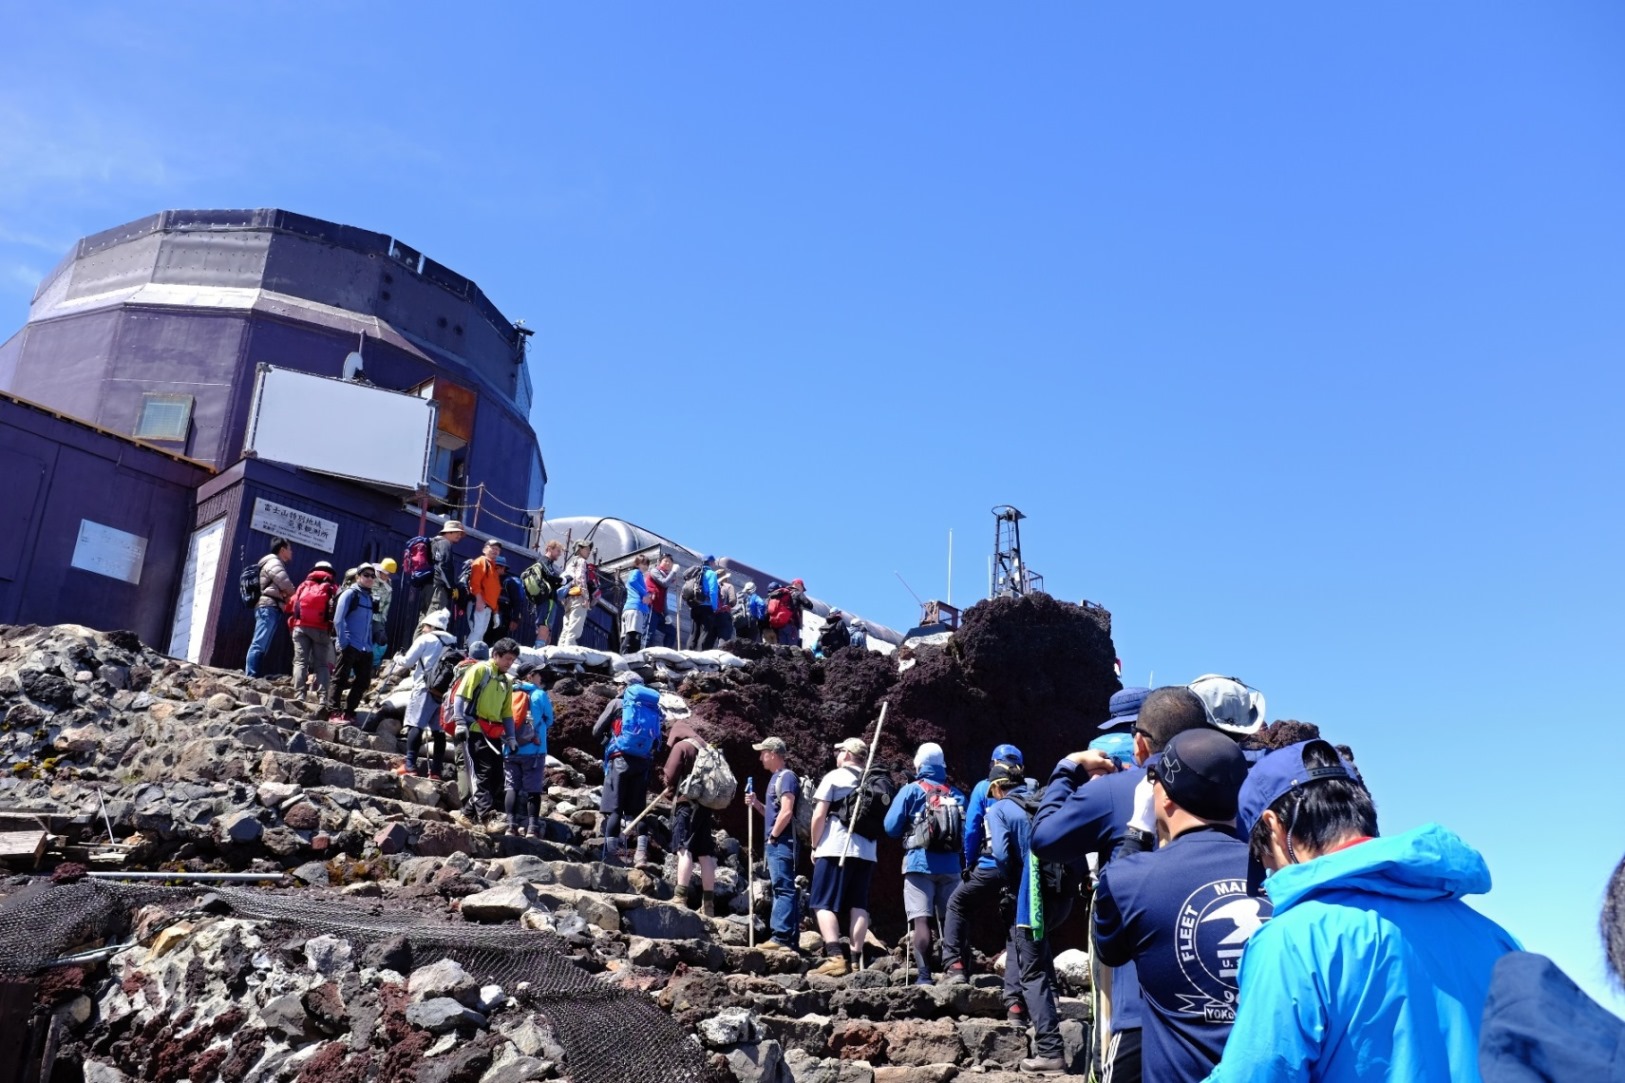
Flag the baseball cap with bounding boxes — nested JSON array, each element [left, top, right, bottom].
[[752, 736, 787, 754], [1237, 740, 1357, 894], [989, 762, 1025, 788], [468, 641, 491, 661], [991, 743, 1024, 767], [1089, 731, 1136, 768], [835, 737, 868, 758], [1147, 728, 1249, 821], [1100, 686, 1150, 731]]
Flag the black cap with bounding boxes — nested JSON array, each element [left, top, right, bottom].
[[1148, 728, 1248, 821]]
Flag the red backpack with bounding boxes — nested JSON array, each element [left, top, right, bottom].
[[288, 578, 336, 630], [766, 590, 794, 629]]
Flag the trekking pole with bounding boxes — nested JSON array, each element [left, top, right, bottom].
[[621, 786, 673, 837], [746, 776, 756, 949], [839, 700, 888, 869]]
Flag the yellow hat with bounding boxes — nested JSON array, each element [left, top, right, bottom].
[[380, 557, 399, 574]]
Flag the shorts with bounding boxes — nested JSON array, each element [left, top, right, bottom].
[[902, 871, 959, 922], [670, 801, 715, 857], [810, 856, 875, 915]]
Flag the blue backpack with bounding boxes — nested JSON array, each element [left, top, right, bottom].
[[746, 593, 768, 622], [612, 685, 662, 759]]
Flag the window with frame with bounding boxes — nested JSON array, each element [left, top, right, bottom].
[[134, 393, 194, 442]]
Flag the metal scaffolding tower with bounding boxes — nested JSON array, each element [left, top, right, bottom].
[[991, 505, 1042, 598]]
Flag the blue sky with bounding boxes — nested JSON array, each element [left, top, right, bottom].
[[5, 3, 1623, 1013]]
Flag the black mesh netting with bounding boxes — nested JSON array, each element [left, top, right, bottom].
[[0, 879, 710, 1083]]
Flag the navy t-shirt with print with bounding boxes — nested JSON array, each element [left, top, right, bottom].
[[1093, 827, 1273, 1083], [766, 767, 799, 844]]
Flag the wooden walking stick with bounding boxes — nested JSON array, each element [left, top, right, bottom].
[[746, 776, 756, 948], [838, 701, 888, 868], [621, 786, 672, 837]]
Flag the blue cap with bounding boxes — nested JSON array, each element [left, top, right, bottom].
[[703, 554, 715, 564], [469, 641, 491, 661], [1101, 686, 1150, 730], [1088, 732, 1136, 769], [991, 743, 1024, 767], [1237, 740, 1357, 895]]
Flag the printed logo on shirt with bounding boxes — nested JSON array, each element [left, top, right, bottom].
[[1172, 878, 1268, 1023]]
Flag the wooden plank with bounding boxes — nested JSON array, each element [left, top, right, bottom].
[[0, 830, 48, 865]]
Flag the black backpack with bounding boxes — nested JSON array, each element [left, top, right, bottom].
[[1011, 789, 1079, 901], [238, 559, 262, 608], [680, 565, 705, 606], [839, 769, 899, 841], [426, 647, 468, 702], [904, 781, 965, 853]]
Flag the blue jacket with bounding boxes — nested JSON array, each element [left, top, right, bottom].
[[981, 784, 1032, 887], [623, 569, 650, 614], [333, 583, 374, 653], [883, 764, 965, 876], [1478, 952, 1625, 1083], [1205, 824, 1521, 1083], [511, 681, 554, 757], [963, 778, 999, 871], [702, 567, 720, 609], [1030, 758, 1148, 1029]]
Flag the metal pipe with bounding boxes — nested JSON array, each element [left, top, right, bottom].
[[86, 872, 290, 883]]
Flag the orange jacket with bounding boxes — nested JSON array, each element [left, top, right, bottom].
[[468, 555, 503, 611]]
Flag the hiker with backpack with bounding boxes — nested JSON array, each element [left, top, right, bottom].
[[849, 619, 868, 651], [417, 519, 466, 621], [1091, 728, 1267, 1083], [286, 561, 338, 703], [505, 661, 554, 837], [522, 539, 566, 645], [465, 539, 504, 648], [449, 636, 521, 835], [325, 563, 378, 723], [645, 553, 679, 648], [558, 540, 597, 648], [494, 555, 529, 645], [245, 536, 297, 677], [744, 735, 802, 952], [808, 736, 887, 977], [683, 555, 722, 651], [662, 720, 738, 916], [383, 608, 458, 779], [715, 572, 738, 643], [882, 741, 967, 985], [734, 581, 766, 644], [591, 673, 664, 864], [764, 580, 800, 647], [370, 557, 397, 665], [620, 554, 654, 655], [818, 609, 852, 657], [944, 742, 1026, 985]]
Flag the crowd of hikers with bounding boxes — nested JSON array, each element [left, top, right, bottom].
[[243, 532, 1625, 1080]]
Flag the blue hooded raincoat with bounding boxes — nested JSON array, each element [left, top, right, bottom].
[[1205, 823, 1520, 1083]]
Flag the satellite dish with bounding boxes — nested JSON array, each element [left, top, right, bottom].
[[342, 351, 365, 380]]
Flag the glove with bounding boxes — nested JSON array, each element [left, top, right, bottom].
[[505, 740, 518, 756], [1127, 776, 1156, 835], [960, 867, 972, 883], [452, 725, 468, 745]]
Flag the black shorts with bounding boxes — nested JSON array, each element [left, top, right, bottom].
[[809, 856, 875, 915], [670, 801, 715, 857]]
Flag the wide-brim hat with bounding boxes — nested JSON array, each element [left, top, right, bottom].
[[439, 520, 467, 535], [1099, 686, 1151, 731]]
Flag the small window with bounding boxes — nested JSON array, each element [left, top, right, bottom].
[[135, 393, 193, 441]]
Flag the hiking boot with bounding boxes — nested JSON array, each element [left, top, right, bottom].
[[485, 818, 508, 836], [1020, 1056, 1065, 1074], [1007, 1002, 1029, 1026], [944, 964, 968, 985], [601, 838, 622, 865], [761, 938, 796, 953], [392, 763, 414, 776], [810, 955, 851, 978], [512, 821, 528, 837], [427, 770, 444, 782], [449, 809, 476, 830], [701, 891, 716, 918], [913, 973, 935, 986], [633, 836, 650, 866], [526, 817, 541, 837]]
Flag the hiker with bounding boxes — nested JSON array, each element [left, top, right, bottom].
[[558, 540, 595, 648], [325, 563, 377, 723], [787, 578, 812, 643], [419, 519, 466, 621], [370, 556, 396, 664], [662, 720, 720, 915], [1030, 685, 1205, 1083], [1093, 729, 1268, 1083], [818, 609, 852, 656], [684, 555, 721, 651], [715, 572, 738, 643], [1206, 740, 1520, 1082], [764, 581, 795, 646], [1480, 850, 1625, 1081], [735, 581, 765, 644], [849, 619, 868, 651], [808, 736, 881, 977], [881, 742, 965, 984], [744, 736, 800, 951], [591, 673, 663, 864], [620, 554, 653, 654], [246, 536, 297, 677], [971, 762, 1035, 1024], [505, 661, 554, 837], [466, 538, 504, 647], [944, 742, 1026, 984], [286, 561, 337, 703], [449, 637, 521, 835], [384, 608, 457, 779], [529, 539, 566, 643], [495, 555, 528, 645], [646, 553, 679, 648]]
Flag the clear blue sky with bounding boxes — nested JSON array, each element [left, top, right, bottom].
[[6, 3, 1623, 1013]]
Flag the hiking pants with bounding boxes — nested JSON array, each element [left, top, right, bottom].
[[1010, 926, 1065, 1060], [327, 645, 373, 715], [291, 627, 333, 698], [599, 753, 651, 839], [766, 835, 800, 945], [775, 623, 799, 646], [246, 605, 280, 677], [559, 600, 589, 648], [944, 866, 1011, 970], [687, 604, 717, 651], [647, 611, 672, 649], [461, 731, 505, 819], [468, 602, 495, 648], [403, 691, 444, 775]]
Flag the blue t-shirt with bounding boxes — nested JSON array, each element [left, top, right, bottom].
[[766, 767, 799, 844], [1093, 827, 1272, 1083]]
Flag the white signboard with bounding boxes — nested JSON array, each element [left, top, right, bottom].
[[243, 364, 438, 491], [70, 520, 148, 585], [168, 519, 226, 662], [250, 498, 337, 554]]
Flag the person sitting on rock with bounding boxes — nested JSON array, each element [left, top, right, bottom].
[[385, 608, 457, 780], [808, 736, 880, 977], [591, 673, 663, 864], [883, 741, 966, 984], [325, 563, 377, 724], [246, 536, 297, 678], [505, 661, 553, 837], [745, 736, 801, 951], [944, 742, 1025, 986], [663, 719, 720, 916], [450, 637, 520, 835]]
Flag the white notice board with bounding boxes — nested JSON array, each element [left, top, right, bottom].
[[70, 520, 148, 585], [250, 499, 337, 553], [168, 519, 225, 661]]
